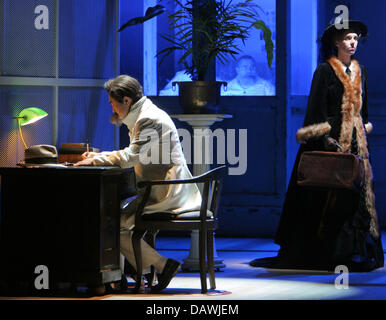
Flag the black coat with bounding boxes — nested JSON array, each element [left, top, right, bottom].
[[274, 58, 383, 271]]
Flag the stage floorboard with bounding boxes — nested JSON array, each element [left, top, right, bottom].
[[2, 232, 386, 300]]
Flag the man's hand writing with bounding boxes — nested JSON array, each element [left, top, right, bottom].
[[81, 151, 97, 160], [74, 157, 95, 167]]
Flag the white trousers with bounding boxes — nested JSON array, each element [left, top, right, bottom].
[[120, 213, 165, 273]]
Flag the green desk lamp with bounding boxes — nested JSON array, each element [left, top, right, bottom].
[[14, 107, 48, 149]]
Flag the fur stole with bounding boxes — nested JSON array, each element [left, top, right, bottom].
[[327, 56, 379, 239]]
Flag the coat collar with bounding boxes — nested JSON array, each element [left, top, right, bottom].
[[328, 56, 362, 151], [122, 96, 148, 131], [328, 57, 359, 83]]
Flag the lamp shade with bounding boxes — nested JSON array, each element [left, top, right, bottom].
[[18, 107, 48, 126], [14, 107, 48, 149]]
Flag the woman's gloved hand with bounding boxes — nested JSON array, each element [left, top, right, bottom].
[[323, 135, 342, 152]]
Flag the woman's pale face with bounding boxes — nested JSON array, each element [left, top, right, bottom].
[[335, 32, 359, 56], [109, 95, 132, 119]]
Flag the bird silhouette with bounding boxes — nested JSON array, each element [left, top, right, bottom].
[[118, 5, 166, 32]]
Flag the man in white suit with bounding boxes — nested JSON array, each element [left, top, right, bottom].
[[75, 75, 202, 292]]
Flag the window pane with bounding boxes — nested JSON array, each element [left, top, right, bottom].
[[119, 0, 276, 96], [0, 0, 55, 77], [156, 0, 186, 96], [217, 0, 276, 96], [158, 0, 276, 96], [59, 0, 116, 79], [291, 0, 317, 95], [58, 88, 115, 151]]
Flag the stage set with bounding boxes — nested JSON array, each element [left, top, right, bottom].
[[0, 0, 385, 302], [1, 235, 386, 300]]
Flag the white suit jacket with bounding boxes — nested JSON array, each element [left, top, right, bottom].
[[92, 96, 202, 215]]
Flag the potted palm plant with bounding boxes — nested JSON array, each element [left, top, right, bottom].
[[119, 0, 273, 113]]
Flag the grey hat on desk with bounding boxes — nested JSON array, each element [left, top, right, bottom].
[[24, 144, 58, 165]]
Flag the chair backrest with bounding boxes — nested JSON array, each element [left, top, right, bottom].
[[192, 165, 227, 183], [135, 165, 227, 221], [196, 166, 227, 220]]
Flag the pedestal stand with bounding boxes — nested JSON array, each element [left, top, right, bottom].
[[171, 114, 232, 271]]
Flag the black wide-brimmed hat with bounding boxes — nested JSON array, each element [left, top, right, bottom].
[[320, 18, 368, 60], [321, 19, 368, 46]]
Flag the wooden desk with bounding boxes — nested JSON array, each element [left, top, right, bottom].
[[0, 166, 135, 295]]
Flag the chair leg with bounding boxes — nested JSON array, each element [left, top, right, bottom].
[[132, 228, 146, 293], [145, 229, 159, 249], [145, 229, 159, 287], [199, 228, 208, 293], [207, 230, 216, 290]]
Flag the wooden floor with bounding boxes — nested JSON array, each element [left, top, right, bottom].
[[1, 232, 386, 301]]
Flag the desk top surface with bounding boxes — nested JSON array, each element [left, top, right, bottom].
[[0, 166, 132, 176], [0, 166, 137, 196]]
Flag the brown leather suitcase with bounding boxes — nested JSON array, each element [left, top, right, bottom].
[[297, 151, 365, 191]]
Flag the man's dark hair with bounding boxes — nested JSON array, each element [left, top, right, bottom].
[[104, 75, 143, 104]]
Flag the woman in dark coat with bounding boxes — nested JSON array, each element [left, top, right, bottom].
[[251, 20, 384, 271]]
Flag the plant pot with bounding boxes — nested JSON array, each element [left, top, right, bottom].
[[172, 81, 227, 114]]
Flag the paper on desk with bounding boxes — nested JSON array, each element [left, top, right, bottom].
[[22, 163, 72, 168]]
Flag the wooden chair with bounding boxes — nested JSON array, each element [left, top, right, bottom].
[[131, 165, 227, 293]]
